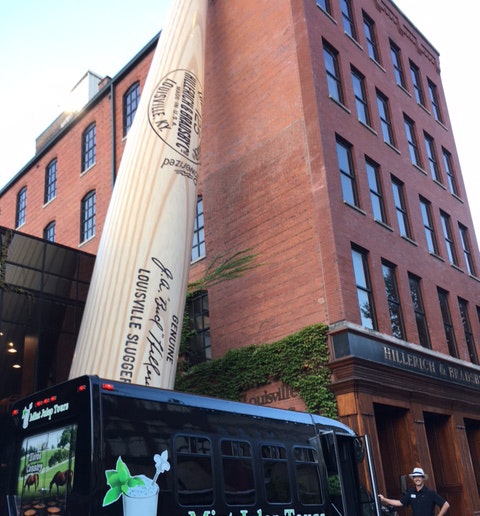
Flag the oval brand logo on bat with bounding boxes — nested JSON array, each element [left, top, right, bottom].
[[149, 69, 203, 165]]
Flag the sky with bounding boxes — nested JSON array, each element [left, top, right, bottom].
[[0, 0, 478, 238]]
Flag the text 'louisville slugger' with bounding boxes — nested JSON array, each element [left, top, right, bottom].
[[69, 0, 208, 389]]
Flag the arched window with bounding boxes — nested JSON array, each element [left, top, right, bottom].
[[123, 81, 140, 136], [43, 221, 56, 242], [81, 123, 96, 171], [80, 190, 96, 242], [45, 158, 57, 203], [15, 186, 27, 228]]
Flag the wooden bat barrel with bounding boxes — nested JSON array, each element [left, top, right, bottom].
[[69, 0, 208, 389]]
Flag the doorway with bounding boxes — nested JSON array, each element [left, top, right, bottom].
[[374, 403, 411, 498], [465, 418, 480, 499], [424, 412, 463, 515]]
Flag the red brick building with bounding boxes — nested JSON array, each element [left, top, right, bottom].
[[1, 1, 480, 513]]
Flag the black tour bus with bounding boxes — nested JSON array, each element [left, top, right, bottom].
[[3, 375, 380, 516]]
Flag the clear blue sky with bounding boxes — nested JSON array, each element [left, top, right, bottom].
[[1, 0, 479, 240]]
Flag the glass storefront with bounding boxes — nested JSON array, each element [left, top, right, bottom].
[[0, 227, 94, 404]]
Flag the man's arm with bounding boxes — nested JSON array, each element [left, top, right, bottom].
[[378, 494, 404, 508], [437, 500, 450, 516]]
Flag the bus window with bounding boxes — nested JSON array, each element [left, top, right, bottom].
[[102, 395, 173, 491], [175, 435, 213, 506], [294, 446, 323, 505], [261, 444, 291, 503], [221, 439, 255, 505]]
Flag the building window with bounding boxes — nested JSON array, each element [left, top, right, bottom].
[[438, 288, 458, 358], [340, 0, 357, 39], [43, 221, 56, 242], [390, 40, 406, 88], [366, 157, 387, 224], [409, 61, 425, 106], [428, 79, 443, 123], [477, 307, 480, 342], [191, 196, 206, 262], [382, 260, 405, 339], [44, 158, 57, 204], [15, 186, 27, 228], [363, 12, 379, 62], [459, 224, 476, 276], [336, 137, 359, 207], [404, 115, 421, 167], [391, 177, 411, 239], [80, 190, 96, 242], [184, 290, 211, 367], [376, 90, 395, 146], [351, 246, 377, 330], [442, 148, 459, 196], [419, 197, 439, 255], [440, 211, 458, 266], [123, 81, 140, 136], [82, 122, 96, 172], [437, 288, 458, 358], [458, 298, 478, 364], [315, 0, 331, 14], [424, 133, 441, 182], [323, 41, 344, 104], [408, 273, 431, 348], [351, 67, 371, 126]]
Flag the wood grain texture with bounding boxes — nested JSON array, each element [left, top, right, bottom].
[[69, 0, 208, 389]]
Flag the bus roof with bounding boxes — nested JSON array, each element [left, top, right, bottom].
[[12, 374, 355, 436]]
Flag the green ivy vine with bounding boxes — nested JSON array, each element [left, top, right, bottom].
[[175, 323, 338, 418]]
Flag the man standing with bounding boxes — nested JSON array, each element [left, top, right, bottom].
[[378, 467, 450, 516]]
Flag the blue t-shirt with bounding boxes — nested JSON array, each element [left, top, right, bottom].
[[400, 486, 447, 516]]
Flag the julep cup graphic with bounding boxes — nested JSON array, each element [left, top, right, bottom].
[[122, 475, 159, 516]]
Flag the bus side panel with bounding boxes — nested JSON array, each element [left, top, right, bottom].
[[97, 392, 330, 516]]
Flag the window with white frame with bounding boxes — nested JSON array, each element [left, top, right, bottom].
[[44, 158, 57, 204], [43, 221, 56, 242], [191, 196, 206, 262], [80, 190, 96, 242], [81, 123, 96, 172], [16, 186, 27, 228], [123, 81, 140, 136]]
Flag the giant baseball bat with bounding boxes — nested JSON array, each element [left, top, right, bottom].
[[69, 0, 208, 389]]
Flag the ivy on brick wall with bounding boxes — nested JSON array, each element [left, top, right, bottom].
[[175, 323, 338, 418]]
